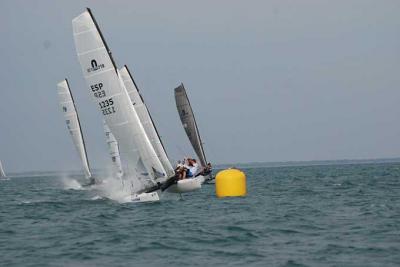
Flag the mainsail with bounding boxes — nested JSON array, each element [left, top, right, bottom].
[[174, 83, 208, 167], [57, 79, 92, 179], [72, 8, 167, 191], [119, 65, 175, 177], [0, 160, 6, 178], [103, 121, 123, 179]]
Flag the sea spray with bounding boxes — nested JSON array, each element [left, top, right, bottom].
[[60, 174, 83, 190], [93, 176, 133, 203]]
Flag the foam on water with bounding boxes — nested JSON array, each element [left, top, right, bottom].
[[91, 195, 104, 201], [60, 175, 83, 190], [91, 176, 134, 203]]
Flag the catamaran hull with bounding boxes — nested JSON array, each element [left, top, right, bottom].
[[125, 191, 160, 203], [166, 177, 202, 193]]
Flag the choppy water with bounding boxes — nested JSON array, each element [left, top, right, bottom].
[[1, 163, 400, 267]]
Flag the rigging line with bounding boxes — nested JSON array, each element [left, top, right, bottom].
[[175, 145, 190, 161]]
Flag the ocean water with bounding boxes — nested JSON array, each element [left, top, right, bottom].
[[1, 163, 399, 267]]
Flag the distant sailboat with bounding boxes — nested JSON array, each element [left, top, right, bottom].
[[0, 160, 7, 179], [57, 79, 94, 184], [103, 121, 123, 179], [72, 8, 166, 201], [175, 83, 212, 183]]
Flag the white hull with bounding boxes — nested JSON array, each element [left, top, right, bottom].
[[130, 191, 160, 203], [167, 177, 202, 193]]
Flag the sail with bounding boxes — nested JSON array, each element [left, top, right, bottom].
[[0, 160, 6, 178], [103, 121, 123, 179], [119, 66, 175, 177], [57, 79, 92, 179], [72, 8, 167, 191], [174, 83, 208, 167]]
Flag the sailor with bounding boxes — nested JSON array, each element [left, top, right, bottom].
[[175, 160, 184, 169], [183, 158, 198, 179], [198, 162, 212, 176], [175, 159, 187, 180]]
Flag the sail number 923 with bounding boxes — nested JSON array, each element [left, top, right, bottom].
[[99, 98, 116, 116], [91, 83, 106, 98]]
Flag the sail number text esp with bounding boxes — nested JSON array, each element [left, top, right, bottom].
[[91, 82, 116, 116]]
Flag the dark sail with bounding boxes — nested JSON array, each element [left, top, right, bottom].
[[174, 83, 207, 167]]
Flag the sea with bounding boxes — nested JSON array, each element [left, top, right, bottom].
[[1, 162, 399, 267]]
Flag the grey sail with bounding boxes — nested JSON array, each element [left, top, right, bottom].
[[174, 83, 207, 167]]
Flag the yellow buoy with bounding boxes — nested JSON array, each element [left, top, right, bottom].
[[215, 168, 246, 197]]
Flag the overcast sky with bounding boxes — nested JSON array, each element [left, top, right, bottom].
[[0, 0, 399, 173]]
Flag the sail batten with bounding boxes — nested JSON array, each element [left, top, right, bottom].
[[57, 79, 92, 179], [72, 9, 167, 191], [175, 83, 208, 167]]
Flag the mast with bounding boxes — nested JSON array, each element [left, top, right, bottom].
[[85, 8, 118, 73]]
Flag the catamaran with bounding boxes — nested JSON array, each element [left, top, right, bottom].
[[57, 79, 95, 185], [119, 66, 202, 193], [174, 83, 213, 183], [72, 9, 168, 202], [72, 9, 202, 201], [0, 160, 7, 179]]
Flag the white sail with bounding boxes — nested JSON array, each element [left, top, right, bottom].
[[119, 66, 175, 177], [57, 79, 92, 179], [0, 160, 6, 178], [72, 8, 167, 192], [103, 121, 123, 179]]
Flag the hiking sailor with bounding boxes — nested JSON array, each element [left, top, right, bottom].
[[176, 158, 199, 179], [197, 162, 212, 177]]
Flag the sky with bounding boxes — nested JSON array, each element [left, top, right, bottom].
[[0, 0, 399, 173]]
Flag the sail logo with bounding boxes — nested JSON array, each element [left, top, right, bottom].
[[87, 59, 105, 73], [62, 106, 67, 112]]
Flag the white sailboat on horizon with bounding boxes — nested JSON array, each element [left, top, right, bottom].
[[0, 160, 7, 180]]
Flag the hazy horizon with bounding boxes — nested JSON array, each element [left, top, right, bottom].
[[1, 0, 399, 173]]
